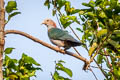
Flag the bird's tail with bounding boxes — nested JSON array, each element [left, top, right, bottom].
[[68, 41, 85, 47]]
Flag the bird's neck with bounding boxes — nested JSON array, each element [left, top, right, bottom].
[[47, 25, 55, 30]]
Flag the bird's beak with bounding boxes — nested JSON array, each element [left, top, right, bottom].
[[41, 21, 45, 25]]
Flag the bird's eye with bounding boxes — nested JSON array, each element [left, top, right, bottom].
[[47, 20, 49, 22]]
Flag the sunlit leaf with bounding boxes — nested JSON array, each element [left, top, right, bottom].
[[86, 12, 95, 18], [53, 71, 59, 80], [63, 68, 72, 77], [21, 53, 40, 66], [5, 1, 17, 13], [8, 12, 21, 21], [108, 39, 120, 49], [97, 54, 104, 64], [56, 63, 72, 77], [58, 60, 65, 63], [99, 11, 107, 18], [4, 48, 15, 54], [9, 74, 18, 79], [97, 29, 107, 38], [76, 28, 83, 32], [44, 0, 50, 9], [95, 0, 103, 6], [52, 9, 56, 16], [89, 42, 98, 56], [60, 15, 80, 28]]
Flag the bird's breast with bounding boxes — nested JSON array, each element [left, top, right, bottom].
[[50, 39, 65, 47]]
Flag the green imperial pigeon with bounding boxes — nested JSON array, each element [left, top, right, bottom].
[[42, 19, 83, 50]]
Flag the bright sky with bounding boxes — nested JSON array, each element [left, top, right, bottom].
[[5, 0, 105, 80]]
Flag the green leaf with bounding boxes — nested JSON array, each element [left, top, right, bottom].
[[86, 12, 95, 18], [97, 29, 107, 38], [5, 1, 17, 13], [4, 48, 15, 54], [63, 68, 72, 77], [113, 30, 120, 35], [97, 54, 104, 64], [110, 0, 118, 9], [82, 3, 90, 7], [108, 39, 120, 49], [89, 42, 97, 56], [98, 11, 107, 18], [57, 0, 66, 10], [53, 71, 59, 80], [44, 0, 50, 9], [21, 53, 40, 66], [65, 1, 71, 15], [9, 74, 18, 80], [52, 9, 56, 16], [56, 63, 64, 68], [27, 70, 36, 76], [95, 0, 103, 6], [82, 0, 95, 8], [60, 15, 80, 28], [56, 67, 72, 77], [76, 28, 83, 32], [8, 12, 21, 21], [79, 10, 85, 15], [70, 9, 80, 15], [58, 60, 65, 63]]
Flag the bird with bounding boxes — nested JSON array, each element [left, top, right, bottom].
[[42, 18, 84, 50]]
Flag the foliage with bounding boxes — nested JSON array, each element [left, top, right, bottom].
[[52, 60, 72, 80], [3, 48, 42, 80], [5, 0, 21, 23], [3, 0, 120, 79], [3, 0, 74, 80], [44, 0, 120, 79]]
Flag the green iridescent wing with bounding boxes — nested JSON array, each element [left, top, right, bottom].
[[48, 28, 80, 43]]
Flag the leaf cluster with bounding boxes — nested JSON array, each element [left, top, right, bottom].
[[44, 0, 120, 79], [52, 60, 72, 80], [3, 48, 42, 80], [44, 0, 80, 28], [5, 0, 21, 23]]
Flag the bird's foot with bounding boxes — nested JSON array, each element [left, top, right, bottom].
[[56, 46, 61, 52], [64, 47, 70, 51], [64, 48, 67, 51]]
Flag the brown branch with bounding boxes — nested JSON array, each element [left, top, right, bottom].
[[103, 49, 112, 67], [5, 30, 90, 64], [0, 0, 5, 79]]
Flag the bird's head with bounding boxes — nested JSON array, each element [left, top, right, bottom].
[[42, 19, 56, 28]]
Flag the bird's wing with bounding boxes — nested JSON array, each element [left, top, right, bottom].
[[48, 28, 80, 43]]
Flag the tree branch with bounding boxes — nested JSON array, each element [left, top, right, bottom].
[[0, 0, 5, 79], [5, 30, 90, 64]]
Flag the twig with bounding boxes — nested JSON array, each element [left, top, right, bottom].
[[99, 53, 110, 56], [90, 66, 109, 71], [94, 59, 108, 79], [89, 67, 98, 80], [5, 30, 90, 64], [103, 49, 112, 67], [90, 32, 112, 62], [55, 13, 63, 29], [73, 47, 81, 56], [69, 26, 80, 41]]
